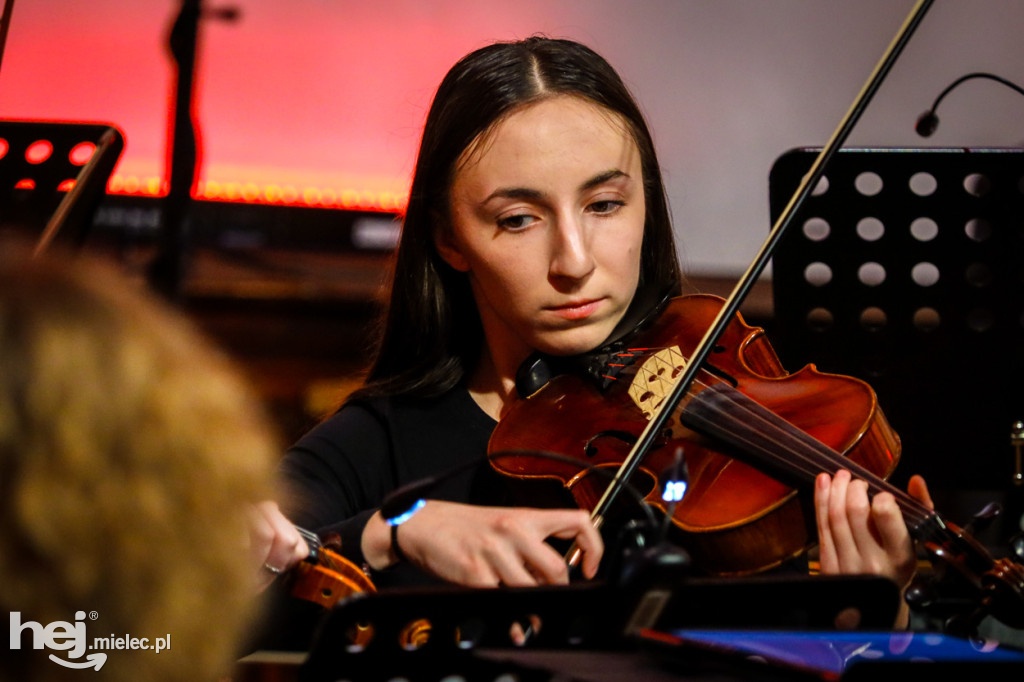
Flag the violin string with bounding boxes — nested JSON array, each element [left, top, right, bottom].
[[296, 526, 321, 548], [749, 396, 933, 528], [670, 371, 1024, 601], [295, 525, 330, 566], [680, 383, 935, 529], [626, 348, 917, 501], [702, 404, 933, 531], [612, 347, 934, 532], [648, 358, 882, 492], [726, 388, 934, 527]]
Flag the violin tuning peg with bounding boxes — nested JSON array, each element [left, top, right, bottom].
[[904, 576, 936, 611], [964, 501, 1002, 536], [1009, 532, 1024, 562]]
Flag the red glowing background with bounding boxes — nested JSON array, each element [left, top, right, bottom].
[[0, 1, 558, 213]]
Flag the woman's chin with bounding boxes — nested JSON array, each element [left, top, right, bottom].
[[533, 326, 616, 358]]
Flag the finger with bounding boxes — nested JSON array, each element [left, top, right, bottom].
[[258, 501, 309, 571], [271, 514, 310, 567], [869, 492, 916, 586], [869, 491, 907, 555], [540, 510, 604, 579], [826, 470, 861, 573], [496, 553, 549, 587], [814, 473, 839, 572], [907, 474, 933, 510], [572, 513, 604, 579], [514, 538, 569, 586], [475, 517, 550, 586], [843, 478, 876, 557], [490, 515, 566, 585]]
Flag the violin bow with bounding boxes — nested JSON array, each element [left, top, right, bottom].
[[580, 0, 936, 545]]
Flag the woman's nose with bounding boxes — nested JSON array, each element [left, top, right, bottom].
[[548, 215, 596, 282]]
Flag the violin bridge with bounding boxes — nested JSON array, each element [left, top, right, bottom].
[[628, 346, 687, 420]]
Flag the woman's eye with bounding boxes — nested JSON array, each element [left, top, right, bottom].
[[589, 200, 624, 215], [497, 214, 535, 230]]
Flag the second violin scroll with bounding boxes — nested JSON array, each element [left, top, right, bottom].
[[286, 526, 376, 609]]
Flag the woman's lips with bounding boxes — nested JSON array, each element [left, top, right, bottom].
[[546, 299, 602, 321]]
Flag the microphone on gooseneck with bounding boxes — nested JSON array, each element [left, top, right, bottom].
[[658, 446, 690, 544], [915, 72, 1024, 137], [611, 446, 692, 589], [914, 110, 940, 138]]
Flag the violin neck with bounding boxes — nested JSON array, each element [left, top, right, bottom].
[[679, 383, 937, 537]]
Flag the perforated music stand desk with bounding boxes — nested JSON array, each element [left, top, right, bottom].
[[768, 147, 1024, 494], [0, 120, 124, 250]]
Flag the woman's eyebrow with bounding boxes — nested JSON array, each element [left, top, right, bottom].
[[579, 169, 629, 191], [483, 186, 545, 203], [482, 169, 630, 204]]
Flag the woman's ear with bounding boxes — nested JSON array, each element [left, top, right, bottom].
[[432, 218, 470, 272]]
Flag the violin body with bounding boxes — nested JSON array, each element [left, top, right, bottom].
[[490, 294, 901, 575]]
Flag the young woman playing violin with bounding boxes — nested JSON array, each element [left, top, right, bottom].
[[252, 36, 933, 629]]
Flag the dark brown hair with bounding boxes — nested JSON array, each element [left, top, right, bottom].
[[352, 37, 680, 401]]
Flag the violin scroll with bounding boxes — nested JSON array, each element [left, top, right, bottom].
[[286, 528, 375, 609], [910, 512, 1024, 635]]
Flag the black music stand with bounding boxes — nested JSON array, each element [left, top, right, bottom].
[[0, 120, 124, 252], [768, 148, 1024, 503], [294, 575, 900, 681]]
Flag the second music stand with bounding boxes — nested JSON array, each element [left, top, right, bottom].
[[768, 147, 1024, 498]]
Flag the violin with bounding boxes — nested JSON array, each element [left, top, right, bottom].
[[285, 526, 375, 609], [489, 294, 1024, 629], [492, 295, 1024, 631], [490, 293, 900, 576]]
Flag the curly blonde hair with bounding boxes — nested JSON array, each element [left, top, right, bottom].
[[1, 244, 277, 681]]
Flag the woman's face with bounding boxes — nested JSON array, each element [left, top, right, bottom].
[[438, 95, 646, 370]]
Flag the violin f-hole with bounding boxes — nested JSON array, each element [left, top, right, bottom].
[[584, 430, 638, 457], [701, 361, 739, 388]]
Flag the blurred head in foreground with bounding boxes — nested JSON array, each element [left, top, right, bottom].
[[0, 243, 277, 681]]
